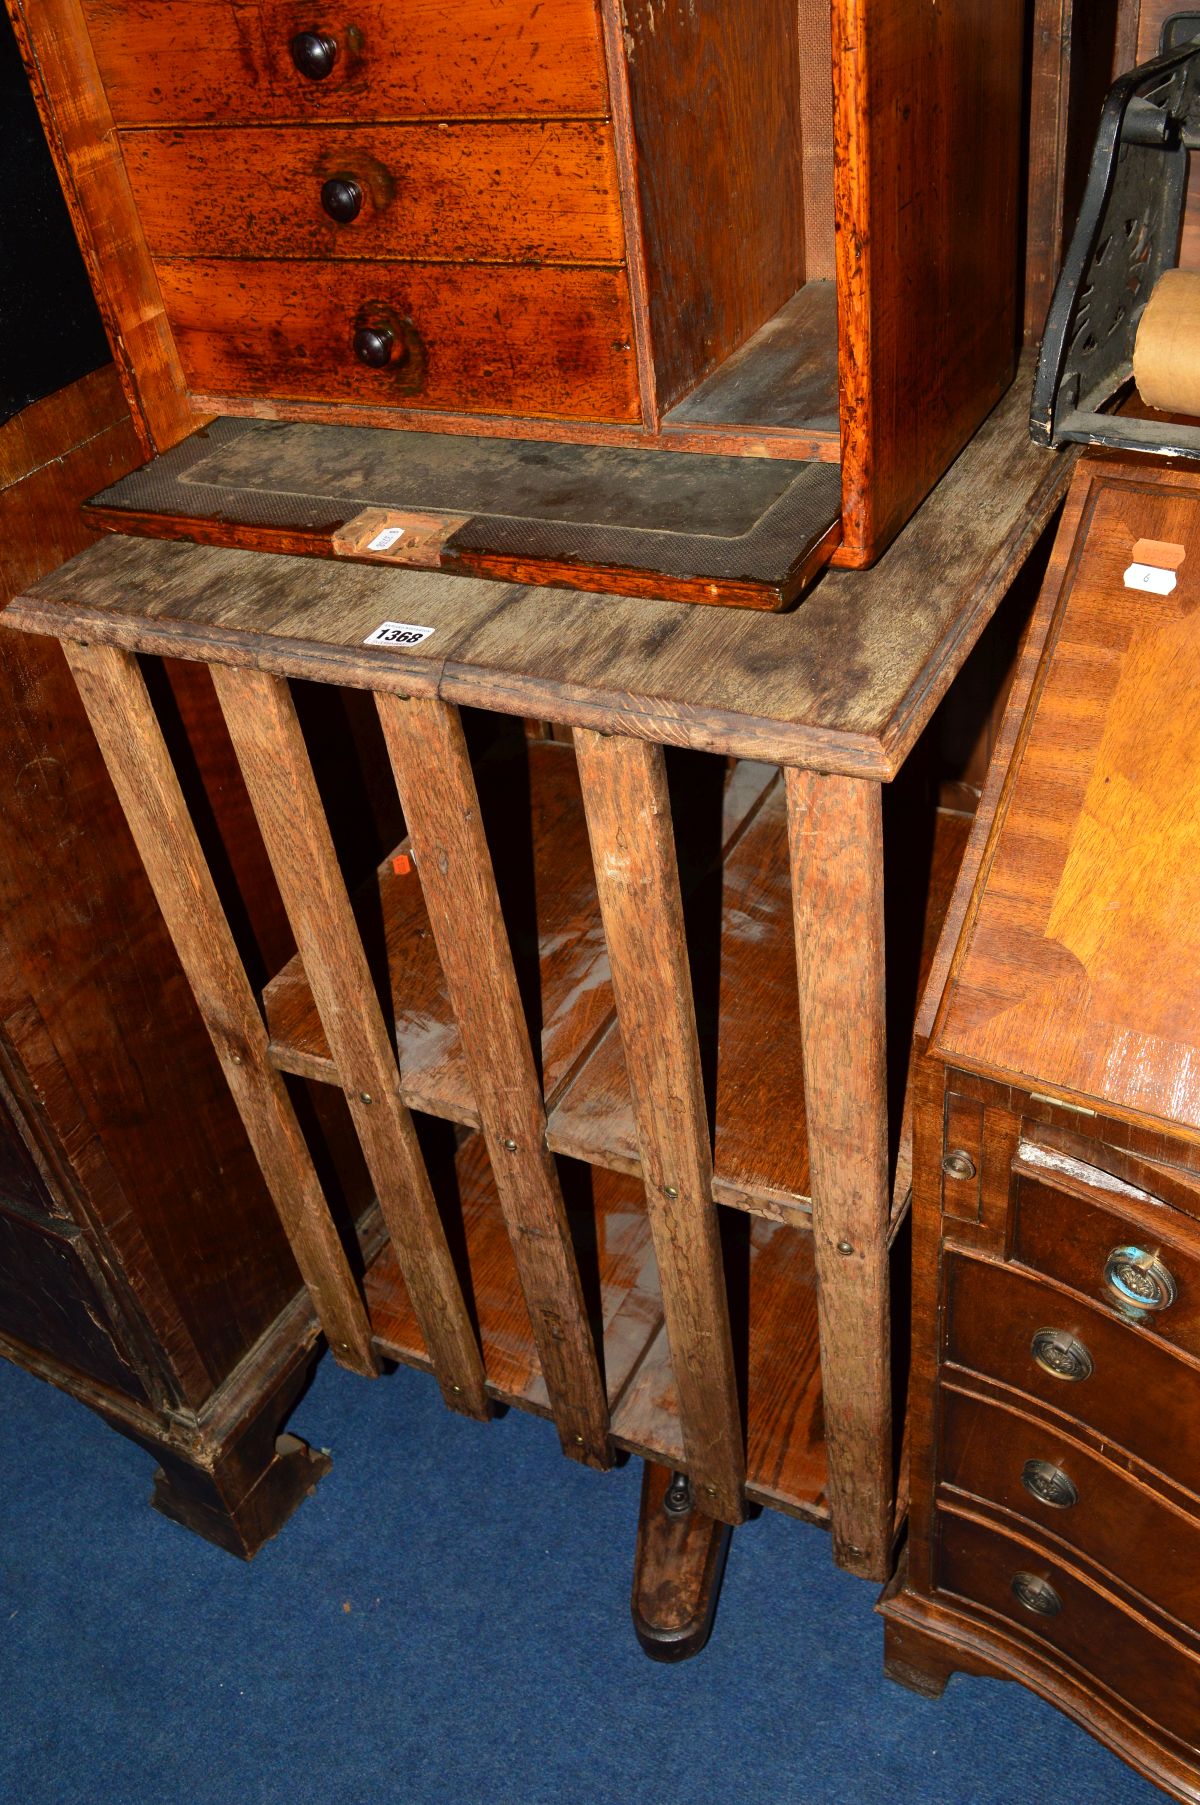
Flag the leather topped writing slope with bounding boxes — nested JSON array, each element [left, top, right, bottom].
[[84, 417, 845, 610]]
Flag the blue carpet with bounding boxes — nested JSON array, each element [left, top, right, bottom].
[[0, 1352, 1161, 1805]]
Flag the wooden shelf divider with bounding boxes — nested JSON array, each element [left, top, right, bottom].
[[363, 1130, 830, 1521]]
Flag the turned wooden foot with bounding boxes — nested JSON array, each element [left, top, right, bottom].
[[631, 1461, 733, 1662]]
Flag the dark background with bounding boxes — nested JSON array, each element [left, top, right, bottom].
[[0, 6, 110, 424]]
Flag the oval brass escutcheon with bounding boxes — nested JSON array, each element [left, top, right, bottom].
[[1030, 1328, 1094, 1383], [1104, 1245, 1177, 1314], [1011, 1571, 1063, 1617], [1021, 1458, 1078, 1510]]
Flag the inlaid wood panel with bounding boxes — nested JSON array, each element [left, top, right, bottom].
[[938, 477, 1200, 1135]]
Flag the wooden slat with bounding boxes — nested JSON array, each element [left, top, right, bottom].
[[263, 737, 615, 1109], [262, 742, 776, 1107], [59, 641, 379, 1379], [548, 781, 810, 1214], [208, 664, 488, 1420], [573, 729, 745, 1525], [376, 694, 611, 1467], [365, 1135, 662, 1420], [830, 0, 1025, 565], [786, 767, 892, 1577], [611, 1217, 826, 1520]]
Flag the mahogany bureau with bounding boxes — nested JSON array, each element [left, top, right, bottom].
[[881, 453, 1200, 1799]]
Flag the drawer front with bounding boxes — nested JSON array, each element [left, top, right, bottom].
[[122, 124, 625, 266], [1014, 1170, 1200, 1362], [157, 258, 641, 422], [0, 1204, 148, 1400], [936, 1509, 1200, 1753], [941, 1386, 1200, 1637], [945, 1252, 1200, 1498], [82, 0, 610, 126]]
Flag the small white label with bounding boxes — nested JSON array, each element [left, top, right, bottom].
[[1124, 561, 1177, 595], [367, 526, 407, 552], [363, 620, 436, 649]]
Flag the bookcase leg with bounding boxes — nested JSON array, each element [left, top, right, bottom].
[[631, 1460, 732, 1662], [785, 768, 893, 1580]]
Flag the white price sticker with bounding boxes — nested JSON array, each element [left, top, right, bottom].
[[363, 621, 436, 649], [367, 525, 407, 552], [1124, 561, 1177, 596]]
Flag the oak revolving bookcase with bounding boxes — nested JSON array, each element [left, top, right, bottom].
[[0, 378, 1071, 1645]]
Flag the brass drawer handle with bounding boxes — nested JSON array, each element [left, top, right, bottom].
[[942, 1149, 976, 1182], [291, 31, 338, 79], [1031, 1328, 1093, 1382], [1104, 1245, 1177, 1314], [1021, 1459, 1078, 1510], [1011, 1571, 1063, 1617]]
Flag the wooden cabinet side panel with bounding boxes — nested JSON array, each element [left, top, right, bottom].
[[612, 0, 806, 417], [0, 371, 302, 1408], [5, 0, 194, 452], [834, 0, 1025, 566]]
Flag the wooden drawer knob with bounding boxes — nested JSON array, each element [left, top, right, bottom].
[[353, 324, 395, 368], [1104, 1245, 1177, 1314], [1030, 1327, 1093, 1382], [291, 31, 338, 79], [321, 177, 363, 223], [1011, 1571, 1063, 1618], [1020, 1459, 1078, 1510]]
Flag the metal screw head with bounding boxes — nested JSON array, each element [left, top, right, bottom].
[[942, 1148, 977, 1182], [502, 1137, 518, 1152], [663, 1185, 678, 1199], [837, 1240, 854, 1256], [230, 1053, 243, 1066], [359, 1091, 373, 1105]]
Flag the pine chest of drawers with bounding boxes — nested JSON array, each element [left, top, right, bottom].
[[881, 452, 1200, 1801], [8, 0, 1035, 602]]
